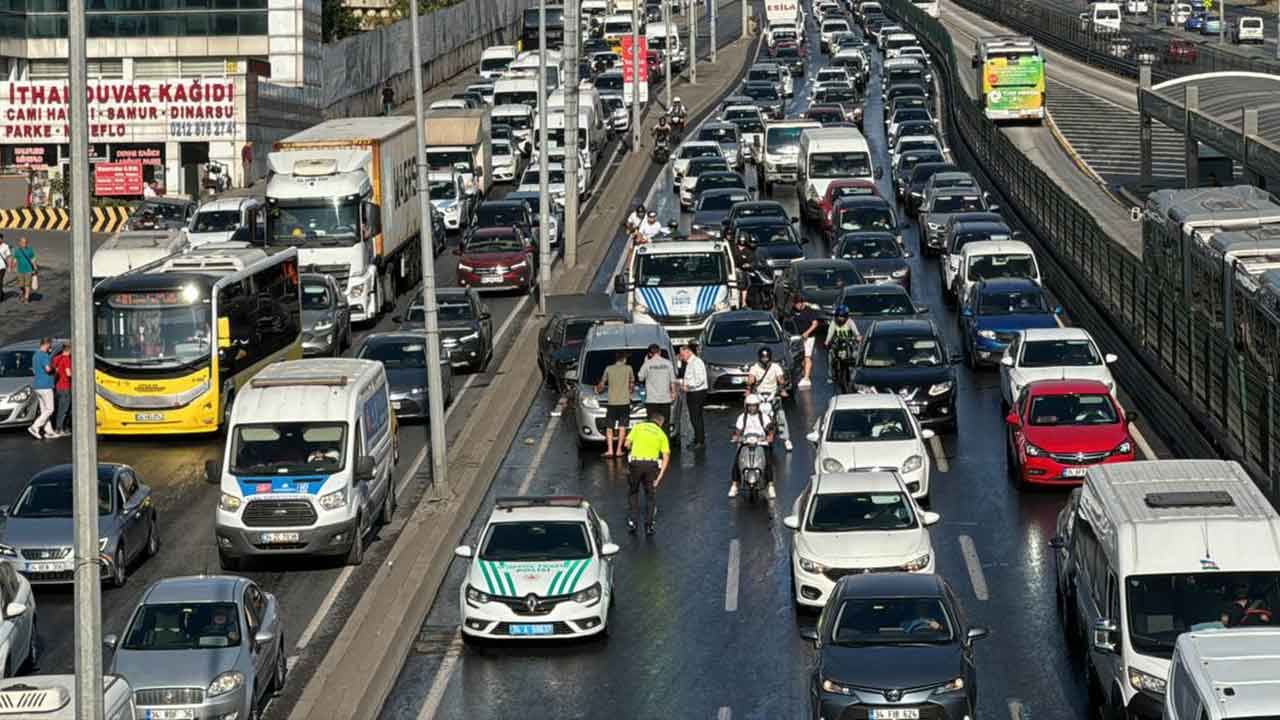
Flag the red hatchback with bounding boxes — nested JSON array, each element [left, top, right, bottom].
[[455, 226, 538, 293], [1005, 379, 1137, 487], [818, 179, 880, 236]]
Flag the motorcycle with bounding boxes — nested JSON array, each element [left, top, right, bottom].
[[734, 433, 771, 504], [743, 264, 776, 311], [668, 111, 687, 137], [652, 135, 671, 164], [829, 335, 859, 394]]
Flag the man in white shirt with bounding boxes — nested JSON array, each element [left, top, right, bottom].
[[747, 347, 793, 451], [730, 393, 776, 499], [679, 343, 708, 448], [637, 211, 664, 243]]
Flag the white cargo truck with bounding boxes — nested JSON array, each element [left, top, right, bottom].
[[267, 116, 422, 324], [422, 108, 493, 199], [766, 0, 802, 30]]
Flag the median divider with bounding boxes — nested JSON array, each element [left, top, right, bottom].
[[287, 30, 760, 720]]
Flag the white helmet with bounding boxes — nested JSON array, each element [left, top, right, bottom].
[[745, 394, 762, 406], [674, 96, 683, 103]]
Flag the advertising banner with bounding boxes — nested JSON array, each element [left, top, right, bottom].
[[619, 36, 650, 105], [94, 161, 145, 196], [981, 55, 1045, 115]]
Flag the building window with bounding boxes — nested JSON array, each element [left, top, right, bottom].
[[3, 6, 267, 36]]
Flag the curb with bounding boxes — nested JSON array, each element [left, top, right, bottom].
[[1042, 108, 1125, 204]]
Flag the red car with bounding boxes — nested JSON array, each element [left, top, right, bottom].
[[805, 103, 846, 126], [818, 179, 881, 237], [1165, 39, 1199, 64], [1005, 379, 1137, 487], [455, 226, 538, 293]]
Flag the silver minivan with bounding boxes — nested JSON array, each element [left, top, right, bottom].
[[574, 323, 683, 447]]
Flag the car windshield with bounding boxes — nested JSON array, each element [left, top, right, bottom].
[[735, 204, 787, 220], [707, 318, 780, 346], [405, 300, 474, 324], [126, 201, 187, 229], [893, 108, 931, 124], [808, 108, 843, 123], [800, 267, 860, 290], [932, 195, 984, 213], [123, 602, 243, 651], [978, 288, 1050, 315], [827, 408, 916, 442], [808, 491, 917, 532], [230, 422, 348, 475], [698, 192, 750, 211], [635, 252, 729, 287], [737, 224, 797, 246], [466, 234, 525, 253], [1125, 572, 1280, 657], [766, 126, 805, 148], [897, 139, 939, 155], [775, 46, 800, 58], [681, 145, 722, 159], [699, 127, 739, 144], [838, 205, 894, 231], [429, 181, 457, 200], [722, 108, 760, 122], [190, 210, 240, 233], [969, 255, 1037, 281], [901, 124, 938, 142], [951, 230, 1010, 253], [522, 169, 565, 185], [832, 597, 954, 645], [0, 350, 33, 378], [359, 339, 431, 368], [1027, 393, 1118, 426], [492, 142, 512, 158], [564, 319, 598, 344], [747, 69, 780, 83], [817, 88, 857, 103], [301, 281, 334, 310], [831, 185, 876, 201], [480, 521, 592, 561], [12, 475, 112, 517], [475, 206, 525, 228], [1020, 339, 1101, 367], [697, 175, 745, 193], [495, 112, 533, 129], [838, 235, 904, 259], [809, 152, 871, 179], [845, 291, 915, 316], [688, 160, 730, 177], [863, 334, 943, 367], [426, 150, 473, 169]]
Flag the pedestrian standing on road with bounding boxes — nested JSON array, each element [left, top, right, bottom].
[[679, 343, 708, 448], [596, 351, 635, 458], [52, 343, 72, 436], [29, 338, 55, 440], [624, 410, 670, 535], [791, 295, 821, 388], [638, 343, 676, 428], [382, 82, 396, 116], [0, 233, 11, 302], [13, 237, 37, 304]]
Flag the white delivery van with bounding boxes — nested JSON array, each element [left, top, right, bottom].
[[0, 675, 134, 720], [1081, 3, 1122, 31], [491, 103, 536, 152], [509, 50, 562, 92], [602, 13, 635, 44], [1051, 460, 1280, 720], [759, 119, 821, 192], [210, 358, 398, 569], [954, 239, 1040, 301], [90, 230, 189, 284], [646, 21, 687, 70], [1164, 628, 1280, 720], [493, 76, 539, 109], [547, 109, 601, 180], [797, 127, 876, 224], [613, 240, 742, 341], [479, 45, 517, 79], [185, 195, 264, 248], [549, 85, 604, 138]]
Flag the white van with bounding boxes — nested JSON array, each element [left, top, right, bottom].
[[210, 358, 398, 569], [479, 45, 517, 80], [1081, 3, 1122, 31], [90, 230, 189, 284], [508, 50, 561, 92], [614, 240, 743, 340], [602, 13, 636, 44], [1168, 2, 1192, 25], [954, 239, 1040, 301], [0, 675, 134, 720], [797, 127, 875, 224], [1165, 628, 1280, 720], [646, 21, 687, 70], [547, 109, 600, 179], [549, 85, 604, 137], [491, 102, 535, 153], [185, 195, 264, 248], [1051, 460, 1280, 720]]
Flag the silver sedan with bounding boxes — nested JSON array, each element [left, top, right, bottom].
[[0, 339, 68, 429]]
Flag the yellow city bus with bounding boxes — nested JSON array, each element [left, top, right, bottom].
[[93, 244, 302, 435]]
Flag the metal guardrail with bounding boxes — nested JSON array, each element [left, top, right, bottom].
[[881, 0, 1280, 498]]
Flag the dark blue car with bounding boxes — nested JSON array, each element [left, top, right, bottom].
[[959, 278, 1061, 369], [1184, 11, 1205, 31]]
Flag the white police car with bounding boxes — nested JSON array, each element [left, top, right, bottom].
[[454, 496, 618, 640]]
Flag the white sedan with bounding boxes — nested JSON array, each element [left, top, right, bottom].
[[671, 141, 724, 181], [999, 327, 1118, 408], [783, 470, 939, 608], [517, 162, 584, 200], [807, 393, 934, 501]]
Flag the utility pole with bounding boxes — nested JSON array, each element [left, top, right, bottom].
[[710, 0, 717, 62], [631, 0, 643, 149], [664, 0, 673, 104], [689, 0, 697, 84], [1219, 0, 1226, 43], [409, 0, 448, 487], [69, 0, 103, 710], [743, 0, 749, 39], [537, 0, 551, 312], [565, 0, 580, 268]]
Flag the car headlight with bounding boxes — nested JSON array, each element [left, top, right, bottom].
[[0, 545, 15, 559], [799, 556, 828, 573], [891, 267, 909, 278], [312, 319, 334, 332], [219, 493, 242, 512], [1115, 440, 1133, 455], [902, 454, 923, 474], [581, 395, 600, 410], [821, 678, 854, 695], [348, 280, 366, 298], [408, 386, 426, 396], [1025, 442, 1044, 457], [1128, 667, 1167, 694], [458, 263, 474, 272], [318, 488, 348, 511], [510, 259, 528, 272], [459, 331, 480, 342], [903, 553, 931, 571], [821, 457, 845, 473], [7, 386, 31, 404], [933, 676, 965, 694], [928, 381, 953, 396], [99, 537, 109, 552], [927, 222, 941, 231], [466, 585, 492, 604], [207, 671, 245, 698], [978, 329, 998, 340], [571, 583, 602, 604]]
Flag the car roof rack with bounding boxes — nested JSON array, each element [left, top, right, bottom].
[[250, 375, 351, 389], [1144, 491, 1236, 509], [495, 496, 587, 511]]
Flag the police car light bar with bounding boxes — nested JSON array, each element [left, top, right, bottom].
[[495, 496, 587, 510]]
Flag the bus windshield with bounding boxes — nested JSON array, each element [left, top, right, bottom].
[[266, 199, 361, 247], [809, 152, 871, 178], [94, 293, 212, 371]]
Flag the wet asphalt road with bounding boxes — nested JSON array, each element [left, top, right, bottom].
[[377, 14, 1165, 720]]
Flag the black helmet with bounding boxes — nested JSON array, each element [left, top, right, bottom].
[[757, 346, 772, 362]]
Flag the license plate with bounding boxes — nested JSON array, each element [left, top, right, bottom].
[[146, 711, 195, 720], [871, 710, 919, 720], [509, 623, 554, 636], [134, 412, 164, 422], [260, 532, 301, 544], [1062, 466, 1090, 477], [26, 561, 71, 573], [481, 276, 504, 284]]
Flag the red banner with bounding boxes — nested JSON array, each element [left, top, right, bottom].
[[619, 36, 651, 83], [94, 161, 144, 196]]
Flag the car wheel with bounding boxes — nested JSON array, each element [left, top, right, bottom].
[[145, 519, 159, 557], [272, 641, 288, 696], [345, 514, 365, 566], [219, 550, 243, 572], [110, 546, 127, 588]]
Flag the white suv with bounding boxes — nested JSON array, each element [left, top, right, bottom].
[[806, 393, 935, 501], [783, 471, 940, 608]]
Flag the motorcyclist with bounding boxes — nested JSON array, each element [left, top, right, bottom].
[[626, 204, 646, 233], [652, 114, 672, 147], [637, 211, 665, 243], [729, 393, 776, 499], [669, 97, 688, 124], [746, 346, 793, 451], [826, 304, 860, 388]]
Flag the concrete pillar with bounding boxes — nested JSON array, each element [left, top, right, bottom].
[[1185, 85, 1199, 188], [1139, 63, 1153, 190], [1243, 107, 1262, 186]]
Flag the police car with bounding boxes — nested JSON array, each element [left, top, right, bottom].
[[454, 496, 619, 640]]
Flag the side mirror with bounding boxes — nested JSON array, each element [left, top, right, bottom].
[[914, 303, 929, 314], [921, 511, 941, 526], [988, 204, 1001, 212], [204, 459, 222, 485], [614, 274, 628, 294], [103, 634, 119, 651], [1048, 535, 1066, 550], [1104, 353, 1118, 364], [253, 629, 276, 647], [454, 545, 474, 558], [3, 602, 25, 620], [1005, 411, 1021, 427], [354, 455, 375, 482], [1092, 618, 1119, 654], [1127, 411, 1140, 424], [921, 429, 936, 440], [1000, 355, 1015, 367], [783, 514, 800, 530], [966, 627, 990, 643], [805, 430, 820, 444]]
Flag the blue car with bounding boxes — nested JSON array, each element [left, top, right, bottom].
[[1184, 11, 1205, 31], [1200, 14, 1222, 34], [959, 278, 1062, 368]]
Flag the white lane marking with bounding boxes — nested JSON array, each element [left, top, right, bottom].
[[517, 414, 562, 495], [290, 565, 354, 659], [417, 633, 465, 720], [725, 538, 741, 612], [717, 708, 732, 720], [1008, 698, 1026, 720], [929, 434, 949, 473], [958, 535, 990, 601]]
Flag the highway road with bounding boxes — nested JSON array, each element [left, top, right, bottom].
[[0, 4, 743, 718], [376, 14, 1167, 719]]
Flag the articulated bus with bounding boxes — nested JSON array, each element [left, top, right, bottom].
[[520, 5, 565, 51], [911, 0, 939, 18], [972, 35, 1044, 122], [93, 243, 302, 435]]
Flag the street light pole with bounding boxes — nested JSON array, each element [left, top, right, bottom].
[[69, 0, 104, 710], [689, 0, 698, 84], [1220, 0, 1226, 43], [538, 0, 551, 313], [664, 0, 673, 104], [565, 0, 580, 268], [631, 0, 642, 149], [711, 0, 717, 62], [409, 0, 448, 487]]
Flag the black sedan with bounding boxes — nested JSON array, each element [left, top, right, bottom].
[[697, 310, 802, 393], [720, 200, 792, 243], [832, 231, 913, 292], [395, 287, 493, 372], [740, 81, 784, 119], [537, 293, 630, 393], [804, 573, 987, 720], [841, 283, 928, 336], [849, 318, 959, 430], [734, 216, 805, 272], [773, 258, 865, 320], [829, 195, 900, 244], [356, 332, 455, 420], [300, 273, 352, 357], [904, 161, 958, 215], [690, 187, 753, 241]]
